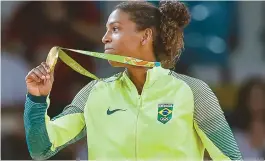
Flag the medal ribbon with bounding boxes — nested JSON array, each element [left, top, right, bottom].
[[46, 46, 161, 80]]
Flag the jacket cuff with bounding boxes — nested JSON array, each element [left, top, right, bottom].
[[27, 93, 48, 103]]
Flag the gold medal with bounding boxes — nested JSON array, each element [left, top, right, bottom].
[[46, 46, 59, 71]]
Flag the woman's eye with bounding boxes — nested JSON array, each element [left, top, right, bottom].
[[113, 27, 119, 32]]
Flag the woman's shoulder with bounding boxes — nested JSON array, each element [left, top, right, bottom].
[[85, 72, 123, 90], [100, 72, 123, 83], [169, 71, 210, 91]]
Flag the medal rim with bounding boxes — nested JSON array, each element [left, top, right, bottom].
[[46, 46, 59, 71]]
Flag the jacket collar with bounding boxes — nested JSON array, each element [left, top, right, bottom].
[[121, 66, 171, 89]]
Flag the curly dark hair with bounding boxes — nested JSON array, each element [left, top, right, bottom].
[[115, 1, 191, 69]]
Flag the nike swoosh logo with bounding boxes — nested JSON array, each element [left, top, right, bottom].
[[107, 108, 127, 115]]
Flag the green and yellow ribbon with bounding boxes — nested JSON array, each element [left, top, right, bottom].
[[46, 46, 161, 80]]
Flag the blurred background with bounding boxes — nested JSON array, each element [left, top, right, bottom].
[[1, 1, 265, 160]]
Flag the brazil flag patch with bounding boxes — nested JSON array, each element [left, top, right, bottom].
[[157, 104, 173, 124]]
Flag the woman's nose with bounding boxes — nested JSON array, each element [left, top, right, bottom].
[[102, 32, 111, 44]]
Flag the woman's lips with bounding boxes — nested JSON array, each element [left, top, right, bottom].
[[104, 48, 114, 53]]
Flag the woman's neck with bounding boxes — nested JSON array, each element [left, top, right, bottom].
[[126, 67, 148, 95], [126, 50, 156, 95]]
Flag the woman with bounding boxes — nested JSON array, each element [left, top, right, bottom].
[[24, 1, 242, 160], [228, 78, 265, 159]]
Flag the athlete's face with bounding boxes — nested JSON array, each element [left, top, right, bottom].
[[102, 9, 144, 67]]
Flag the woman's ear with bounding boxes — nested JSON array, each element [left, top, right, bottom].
[[141, 28, 153, 46]]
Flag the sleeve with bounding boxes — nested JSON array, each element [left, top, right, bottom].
[[192, 81, 243, 160], [24, 80, 98, 160]]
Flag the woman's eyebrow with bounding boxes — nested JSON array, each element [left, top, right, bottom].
[[106, 21, 121, 28]]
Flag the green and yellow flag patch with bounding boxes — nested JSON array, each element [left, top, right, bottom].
[[157, 104, 173, 124]]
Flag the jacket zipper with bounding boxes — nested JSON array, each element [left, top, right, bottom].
[[123, 69, 149, 160], [135, 95, 142, 160]]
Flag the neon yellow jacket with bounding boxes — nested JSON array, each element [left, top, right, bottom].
[[24, 66, 242, 160]]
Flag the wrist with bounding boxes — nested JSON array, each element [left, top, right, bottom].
[[27, 93, 48, 103]]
